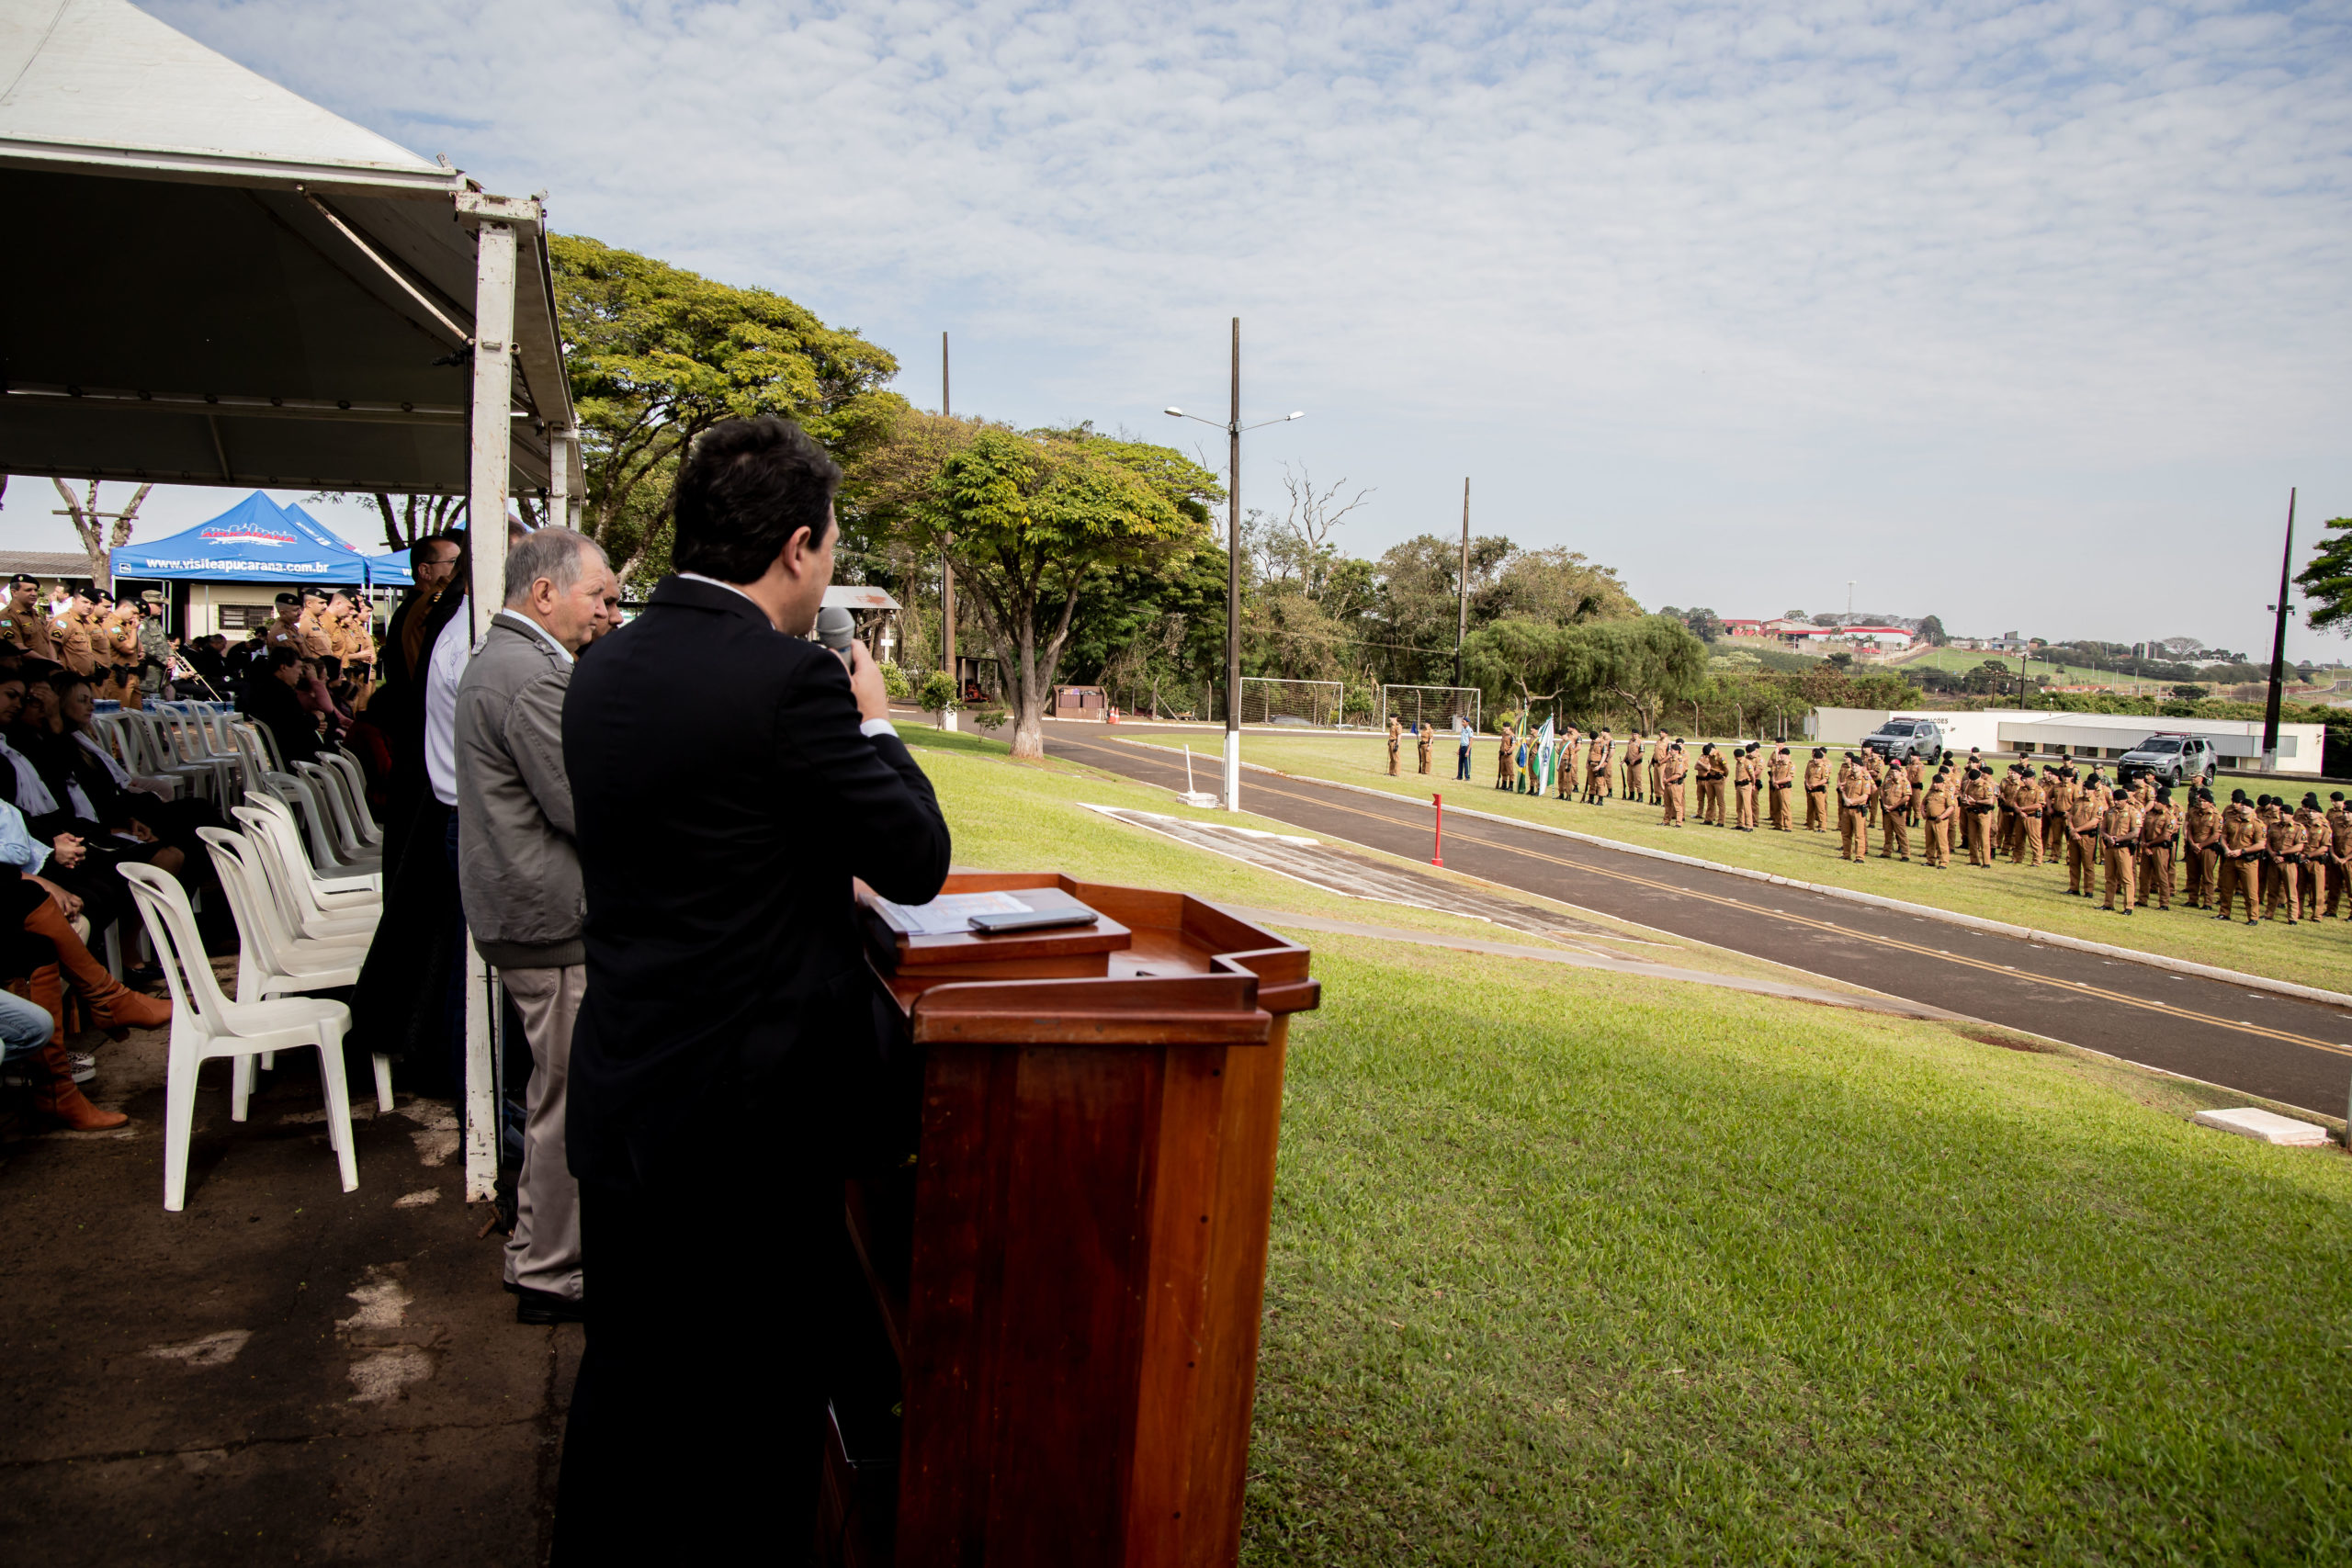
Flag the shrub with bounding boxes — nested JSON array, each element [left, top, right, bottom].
[[881, 661, 912, 701], [976, 705, 1009, 730], [916, 671, 958, 711]]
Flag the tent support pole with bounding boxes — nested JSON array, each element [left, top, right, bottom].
[[460, 214, 518, 1204]]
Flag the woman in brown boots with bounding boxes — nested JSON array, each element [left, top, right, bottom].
[[2, 817, 170, 1131]]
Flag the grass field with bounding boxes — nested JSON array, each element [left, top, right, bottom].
[[1131, 732, 2352, 995], [910, 729, 2352, 1563]]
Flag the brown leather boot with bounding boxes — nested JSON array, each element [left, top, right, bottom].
[[20, 966, 126, 1131], [20, 901, 171, 1035], [30, 1042, 128, 1131]]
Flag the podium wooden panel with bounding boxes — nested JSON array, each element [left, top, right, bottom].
[[825, 872, 1319, 1568]]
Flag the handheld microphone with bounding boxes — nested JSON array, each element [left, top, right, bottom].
[[815, 605, 856, 652]]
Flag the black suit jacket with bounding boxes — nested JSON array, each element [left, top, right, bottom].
[[562, 576, 952, 1189]]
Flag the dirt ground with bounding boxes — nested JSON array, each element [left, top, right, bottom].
[[0, 1008, 570, 1566]]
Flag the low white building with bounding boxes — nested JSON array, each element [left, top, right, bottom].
[[1805, 706, 2325, 774]]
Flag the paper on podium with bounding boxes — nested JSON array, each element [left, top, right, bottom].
[[872, 890, 1034, 936]]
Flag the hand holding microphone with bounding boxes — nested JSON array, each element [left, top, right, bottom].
[[818, 605, 890, 723]]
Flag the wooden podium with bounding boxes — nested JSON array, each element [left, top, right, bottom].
[[822, 872, 1320, 1568]]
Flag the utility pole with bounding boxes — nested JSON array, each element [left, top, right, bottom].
[[1224, 317, 1242, 809], [2262, 487, 2296, 771], [1453, 477, 1470, 690], [940, 332, 957, 732]]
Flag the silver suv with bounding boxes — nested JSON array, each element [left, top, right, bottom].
[[2117, 734, 2216, 788], [1860, 717, 1944, 764]]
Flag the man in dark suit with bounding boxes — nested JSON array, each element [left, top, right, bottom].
[[552, 417, 951, 1561]]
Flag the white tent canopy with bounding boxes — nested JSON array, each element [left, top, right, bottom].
[[3, 0, 576, 1198], [0, 0, 582, 502]]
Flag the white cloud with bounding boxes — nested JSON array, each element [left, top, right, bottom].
[[13, 1, 2349, 653]]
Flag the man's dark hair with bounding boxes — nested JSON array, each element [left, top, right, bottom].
[[268, 646, 303, 670], [671, 417, 842, 582]]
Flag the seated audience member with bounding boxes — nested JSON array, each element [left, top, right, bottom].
[[223, 628, 267, 682], [0, 671, 130, 936], [241, 647, 327, 766], [40, 672, 221, 887], [186, 634, 231, 694], [0, 795, 166, 1129]]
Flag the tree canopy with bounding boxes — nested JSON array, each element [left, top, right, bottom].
[[2295, 516, 2352, 635], [551, 233, 905, 580]]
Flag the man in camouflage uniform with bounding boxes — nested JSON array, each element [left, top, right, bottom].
[[134, 592, 173, 695]]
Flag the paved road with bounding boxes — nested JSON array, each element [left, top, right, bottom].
[[1046, 726, 2352, 1118]]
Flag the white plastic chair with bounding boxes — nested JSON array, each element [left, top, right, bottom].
[[229, 806, 380, 943], [318, 751, 384, 847], [119, 862, 357, 1212], [197, 828, 390, 1114], [266, 771, 382, 882], [295, 761, 379, 866], [238, 795, 381, 905]]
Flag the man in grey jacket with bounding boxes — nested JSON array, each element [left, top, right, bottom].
[[455, 526, 616, 1324]]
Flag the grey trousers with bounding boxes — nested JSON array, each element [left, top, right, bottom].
[[503, 964, 585, 1300]]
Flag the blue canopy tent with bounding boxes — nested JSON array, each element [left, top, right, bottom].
[[110, 491, 368, 583], [361, 547, 413, 588]]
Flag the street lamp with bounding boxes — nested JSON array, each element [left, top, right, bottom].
[[1166, 316, 1304, 812]]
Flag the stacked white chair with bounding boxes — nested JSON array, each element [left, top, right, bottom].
[[119, 862, 358, 1212], [197, 827, 391, 1114], [231, 803, 380, 942], [293, 761, 384, 874]]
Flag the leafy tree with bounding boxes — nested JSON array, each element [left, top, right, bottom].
[[551, 233, 906, 581], [2296, 521, 2352, 634], [1555, 615, 1708, 732], [1680, 606, 1724, 642], [2169, 683, 2210, 702], [1783, 609, 1806, 621], [1916, 614, 1948, 646], [916, 426, 1217, 758], [1461, 617, 1574, 720]]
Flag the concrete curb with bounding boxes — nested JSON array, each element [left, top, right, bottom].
[[1132, 742, 2352, 1014]]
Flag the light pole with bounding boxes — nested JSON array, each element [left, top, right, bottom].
[[1166, 316, 1303, 812]]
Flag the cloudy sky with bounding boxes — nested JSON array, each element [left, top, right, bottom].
[[12, 0, 2350, 659]]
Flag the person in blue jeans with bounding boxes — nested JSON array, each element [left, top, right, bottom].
[[0, 987, 51, 1065], [1455, 727, 1472, 781]]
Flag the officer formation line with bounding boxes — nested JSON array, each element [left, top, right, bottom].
[[1430, 720, 2349, 929]]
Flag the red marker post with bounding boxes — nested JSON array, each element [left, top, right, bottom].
[[1431, 793, 1444, 866]]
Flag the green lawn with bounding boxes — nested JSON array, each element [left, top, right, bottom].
[[909, 731, 2352, 1563], [1140, 732, 2352, 995], [1250, 939, 2352, 1563]]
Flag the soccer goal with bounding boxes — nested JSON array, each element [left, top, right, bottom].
[[1378, 684, 1481, 733], [1238, 676, 1347, 728]]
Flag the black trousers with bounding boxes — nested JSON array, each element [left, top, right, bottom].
[[551, 1145, 839, 1563]]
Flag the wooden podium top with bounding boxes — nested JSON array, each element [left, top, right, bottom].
[[856, 871, 1319, 1045]]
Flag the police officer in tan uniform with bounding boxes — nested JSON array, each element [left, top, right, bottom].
[[2260, 797, 2305, 924], [55, 588, 99, 676], [1877, 761, 1911, 859], [2215, 791, 2262, 923], [1416, 723, 1432, 775], [2294, 794, 2330, 921], [0, 574, 57, 660], [2183, 787, 2222, 908], [264, 591, 308, 659], [2012, 765, 2045, 868], [1660, 739, 1689, 826], [2326, 794, 2352, 919], [1584, 729, 1613, 805], [1387, 715, 1403, 775], [1837, 752, 1874, 863], [2136, 791, 2178, 910], [1769, 744, 1794, 830], [2061, 781, 2104, 896], [1960, 765, 1997, 867], [2099, 787, 2142, 912], [1621, 732, 1645, 801], [1645, 734, 1663, 805], [1921, 769, 1955, 867], [1694, 744, 1721, 825], [1733, 743, 1760, 830], [1803, 748, 1830, 830]]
